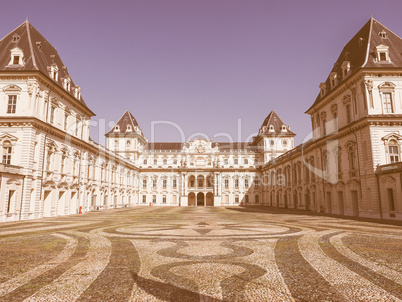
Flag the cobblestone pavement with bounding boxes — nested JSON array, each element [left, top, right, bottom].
[[0, 207, 401, 302]]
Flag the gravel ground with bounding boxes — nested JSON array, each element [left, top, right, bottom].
[[0, 206, 400, 301]]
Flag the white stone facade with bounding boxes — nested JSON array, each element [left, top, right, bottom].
[[0, 18, 402, 222]]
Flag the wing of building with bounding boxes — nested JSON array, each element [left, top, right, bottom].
[[0, 18, 401, 221]]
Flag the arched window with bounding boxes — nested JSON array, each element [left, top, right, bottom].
[[2, 140, 12, 165]]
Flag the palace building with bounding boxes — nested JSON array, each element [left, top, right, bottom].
[[0, 18, 401, 222]]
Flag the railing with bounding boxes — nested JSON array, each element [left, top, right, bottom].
[[188, 186, 214, 190]]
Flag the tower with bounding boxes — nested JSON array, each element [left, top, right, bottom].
[[253, 110, 295, 164], [105, 110, 147, 162]]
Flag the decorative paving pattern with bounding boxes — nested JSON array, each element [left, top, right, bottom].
[[0, 206, 401, 301]]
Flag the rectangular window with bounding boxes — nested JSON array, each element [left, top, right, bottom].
[[152, 195, 156, 203], [50, 106, 55, 124], [254, 178, 259, 189], [142, 179, 147, 188], [163, 159, 167, 165], [244, 158, 248, 165], [322, 119, 327, 136], [163, 179, 167, 188], [143, 159, 147, 165], [154, 159, 157, 165], [380, 52, 387, 61], [346, 104, 351, 123], [389, 145, 399, 163], [234, 158, 238, 165], [7, 95, 17, 114], [163, 195, 166, 203], [13, 56, 20, 65], [142, 195, 146, 203], [153, 179, 157, 188], [255, 195, 259, 203], [2, 146, 12, 165], [245, 195, 249, 203], [383, 93, 393, 113], [245, 179, 249, 188], [173, 159, 177, 165], [224, 179, 229, 189], [235, 179, 239, 188], [235, 195, 239, 203], [7, 190, 15, 213], [224, 159, 228, 165], [64, 114, 68, 130], [173, 179, 177, 188], [387, 188, 395, 211]]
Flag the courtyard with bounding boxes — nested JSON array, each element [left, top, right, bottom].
[[0, 206, 401, 302]]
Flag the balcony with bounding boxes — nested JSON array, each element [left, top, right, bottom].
[[188, 186, 214, 191]]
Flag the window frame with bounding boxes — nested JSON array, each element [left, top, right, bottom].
[[7, 95, 17, 114]]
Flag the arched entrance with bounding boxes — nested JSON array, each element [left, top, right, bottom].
[[188, 192, 196, 206], [206, 192, 214, 206], [197, 192, 204, 206]]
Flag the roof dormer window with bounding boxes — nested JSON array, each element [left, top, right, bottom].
[[63, 77, 71, 92], [8, 47, 24, 66], [375, 45, 390, 62], [12, 34, 20, 42], [281, 125, 287, 132], [114, 125, 120, 132], [341, 61, 351, 78], [329, 72, 338, 88], [49, 64, 59, 81], [73, 86, 81, 100], [269, 125, 274, 132], [379, 30, 388, 39], [319, 83, 327, 97], [126, 125, 132, 132]]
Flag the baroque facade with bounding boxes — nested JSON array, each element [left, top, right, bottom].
[[0, 18, 401, 222]]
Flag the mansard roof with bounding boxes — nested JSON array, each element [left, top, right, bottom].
[[0, 20, 92, 114], [308, 18, 402, 112], [106, 110, 144, 136], [258, 110, 295, 137]]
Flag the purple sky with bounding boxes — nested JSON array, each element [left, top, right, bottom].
[[2, 0, 402, 146]]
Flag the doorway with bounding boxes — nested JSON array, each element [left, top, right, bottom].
[[197, 192, 205, 206], [206, 192, 214, 206]]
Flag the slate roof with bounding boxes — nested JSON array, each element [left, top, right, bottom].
[[258, 110, 295, 136], [307, 18, 402, 112], [142, 142, 255, 152], [143, 143, 184, 151], [0, 20, 93, 114], [106, 110, 143, 136]]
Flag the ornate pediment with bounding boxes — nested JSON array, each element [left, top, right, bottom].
[[183, 137, 218, 154], [0, 133, 18, 143], [382, 132, 402, 142]]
